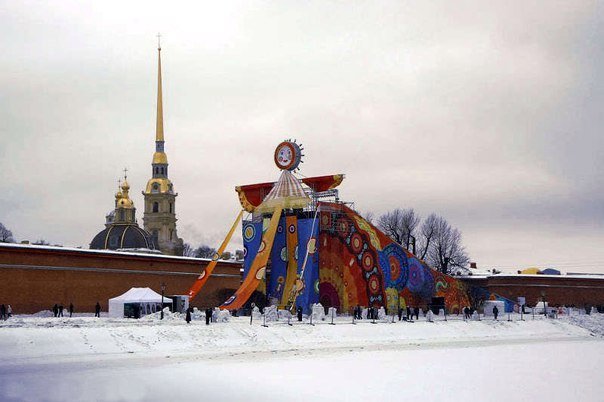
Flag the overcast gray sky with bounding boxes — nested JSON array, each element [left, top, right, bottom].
[[1, 1, 603, 273]]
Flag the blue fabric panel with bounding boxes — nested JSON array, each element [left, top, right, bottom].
[[242, 220, 263, 278], [267, 217, 287, 301], [295, 218, 320, 314]]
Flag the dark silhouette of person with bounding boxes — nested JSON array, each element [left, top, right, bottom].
[[413, 306, 420, 321], [0, 304, 5, 320], [406, 306, 411, 321], [398, 307, 403, 321], [493, 305, 499, 320], [205, 308, 211, 325], [185, 307, 192, 324], [69, 303, 74, 318], [58, 305, 64, 317], [52, 304, 58, 317], [297, 306, 303, 322], [95, 302, 101, 318], [464, 306, 470, 319]]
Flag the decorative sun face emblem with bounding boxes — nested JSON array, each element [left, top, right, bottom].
[[274, 140, 303, 171]]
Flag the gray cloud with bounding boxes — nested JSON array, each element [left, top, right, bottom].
[[1, 1, 603, 273]]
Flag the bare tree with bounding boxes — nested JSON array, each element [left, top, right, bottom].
[[377, 208, 420, 250], [0, 223, 14, 243], [32, 239, 50, 246], [182, 243, 196, 257], [425, 215, 469, 275], [416, 213, 438, 261], [195, 245, 217, 259]]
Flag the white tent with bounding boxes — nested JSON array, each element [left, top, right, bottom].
[[108, 287, 172, 318]]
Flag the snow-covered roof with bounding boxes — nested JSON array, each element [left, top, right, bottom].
[[0, 242, 241, 265]]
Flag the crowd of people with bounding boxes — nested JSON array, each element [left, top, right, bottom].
[[49, 302, 102, 318], [351, 305, 422, 321]]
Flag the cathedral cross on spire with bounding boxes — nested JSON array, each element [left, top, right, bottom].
[[157, 33, 161, 50], [123, 167, 128, 180]]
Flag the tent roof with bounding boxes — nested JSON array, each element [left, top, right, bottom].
[[109, 287, 172, 303], [257, 170, 310, 212]]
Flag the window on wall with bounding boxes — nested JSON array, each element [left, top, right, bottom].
[[169, 203, 173, 213], [153, 202, 159, 213], [152, 183, 159, 194], [169, 229, 173, 240], [119, 210, 125, 221]]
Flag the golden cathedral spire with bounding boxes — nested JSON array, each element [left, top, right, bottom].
[[156, 33, 164, 142], [143, 35, 184, 256]]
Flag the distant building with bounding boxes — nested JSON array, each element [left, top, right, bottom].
[[90, 177, 156, 252], [142, 41, 184, 256]]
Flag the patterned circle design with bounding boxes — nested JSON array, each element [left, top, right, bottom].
[[258, 240, 266, 253], [378, 244, 409, 289], [368, 274, 380, 295], [243, 224, 256, 242], [288, 224, 296, 234], [243, 245, 248, 258], [277, 225, 283, 233], [362, 252, 374, 271], [407, 259, 424, 292], [350, 233, 363, 254], [321, 214, 330, 226], [280, 247, 287, 262], [314, 279, 320, 294]]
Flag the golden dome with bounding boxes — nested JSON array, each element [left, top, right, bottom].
[[153, 152, 168, 164], [145, 177, 174, 194], [121, 180, 130, 191], [117, 197, 134, 209]]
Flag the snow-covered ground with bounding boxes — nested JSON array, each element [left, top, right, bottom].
[[0, 313, 602, 401]]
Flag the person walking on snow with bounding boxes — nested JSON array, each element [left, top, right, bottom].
[[69, 303, 74, 318], [185, 307, 192, 324], [7, 304, 12, 318], [53, 304, 58, 317], [493, 305, 499, 320], [205, 308, 211, 325], [95, 302, 101, 318], [0, 304, 5, 320], [297, 306, 303, 322], [58, 305, 64, 317]]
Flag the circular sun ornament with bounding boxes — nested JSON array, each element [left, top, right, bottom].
[[274, 140, 303, 171]]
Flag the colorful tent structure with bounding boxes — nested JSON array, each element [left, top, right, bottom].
[[541, 268, 561, 275]]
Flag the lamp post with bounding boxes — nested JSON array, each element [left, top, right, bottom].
[[161, 282, 166, 320], [540, 290, 546, 318]]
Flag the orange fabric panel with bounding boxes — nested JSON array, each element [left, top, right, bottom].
[[187, 210, 243, 300], [280, 215, 298, 306]]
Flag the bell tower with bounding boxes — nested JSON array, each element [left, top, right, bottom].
[[142, 37, 183, 256]]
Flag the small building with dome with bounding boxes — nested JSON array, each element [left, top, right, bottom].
[[90, 177, 156, 252]]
